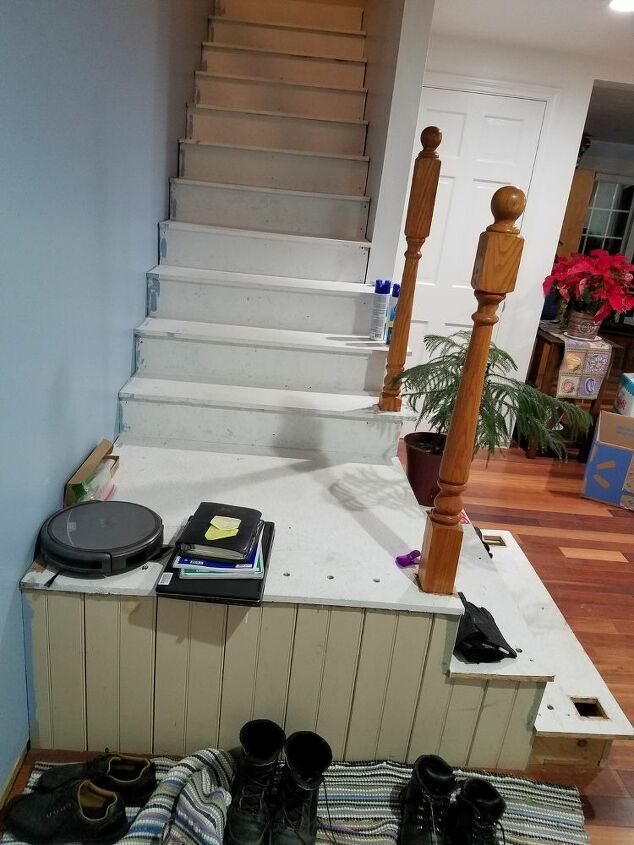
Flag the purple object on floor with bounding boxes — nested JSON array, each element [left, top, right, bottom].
[[395, 550, 420, 567]]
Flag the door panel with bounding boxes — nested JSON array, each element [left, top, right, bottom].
[[409, 87, 546, 369]]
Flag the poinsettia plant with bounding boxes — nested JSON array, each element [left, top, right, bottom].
[[543, 248, 634, 323]]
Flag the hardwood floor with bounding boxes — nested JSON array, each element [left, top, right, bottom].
[[2, 448, 632, 843], [456, 447, 634, 841]]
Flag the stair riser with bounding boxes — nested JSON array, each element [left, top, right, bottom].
[[188, 107, 366, 155], [214, 0, 363, 31], [209, 19, 365, 60], [120, 400, 398, 462], [180, 142, 368, 195], [202, 45, 365, 88], [159, 223, 369, 280], [195, 74, 366, 120], [148, 276, 373, 335], [170, 181, 369, 240], [136, 335, 385, 393]]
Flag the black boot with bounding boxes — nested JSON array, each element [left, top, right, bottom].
[[399, 755, 456, 845], [270, 731, 333, 845], [446, 778, 505, 845], [225, 719, 286, 845]]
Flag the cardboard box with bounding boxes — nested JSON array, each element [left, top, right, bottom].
[[613, 372, 634, 417], [582, 412, 634, 510], [64, 440, 119, 505]]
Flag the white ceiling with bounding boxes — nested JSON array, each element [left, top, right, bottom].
[[585, 82, 634, 143], [431, 0, 634, 59]]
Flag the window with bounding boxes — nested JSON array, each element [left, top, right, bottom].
[[580, 177, 634, 259]]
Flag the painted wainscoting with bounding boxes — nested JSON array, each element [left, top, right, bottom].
[[24, 593, 543, 768]]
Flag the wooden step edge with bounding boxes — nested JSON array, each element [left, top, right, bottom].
[[195, 69, 367, 94], [209, 14, 367, 38], [159, 218, 372, 248], [202, 40, 367, 64], [187, 102, 368, 126], [178, 138, 369, 162], [171, 177, 370, 204]]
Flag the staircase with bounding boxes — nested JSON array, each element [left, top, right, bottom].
[[120, 0, 410, 463]]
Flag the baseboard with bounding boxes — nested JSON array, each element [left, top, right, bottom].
[[0, 746, 27, 808]]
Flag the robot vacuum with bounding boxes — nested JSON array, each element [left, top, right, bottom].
[[40, 500, 164, 577]]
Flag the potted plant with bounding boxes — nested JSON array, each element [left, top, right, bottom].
[[395, 332, 592, 505], [543, 248, 634, 340]]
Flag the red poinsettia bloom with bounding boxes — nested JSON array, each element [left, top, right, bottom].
[[543, 249, 634, 323]]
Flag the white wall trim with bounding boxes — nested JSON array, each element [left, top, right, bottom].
[[423, 71, 559, 103]]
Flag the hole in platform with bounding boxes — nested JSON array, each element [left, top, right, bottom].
[[283, 572, 290, 577], [516, 647, 523, 654], [547, 705, 554, 711], [327, 575, 334, 580], [571, 697, 608, 719], [373, 578, 380, 583]]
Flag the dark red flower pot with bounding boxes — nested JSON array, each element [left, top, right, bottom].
[[404, 432, 446, 507]]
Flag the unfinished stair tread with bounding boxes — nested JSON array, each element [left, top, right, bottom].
[[179, 138, 369, 162], [202, 40, 368, 64], [188, 102, 368, 126], [209, 14, 367, 37], [22, 442, 462, 616], [195, 69, 367, 94], [490, 531, 634, 741], [149, 264, 369, 295], [450, 525, 554, 683], [135, 317, 386, 355], [120, 375, 407, 420], [161, 219, 370, 247], [171, 177, 369, 204]]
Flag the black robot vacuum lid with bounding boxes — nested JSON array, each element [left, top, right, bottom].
[[40, 500, 163, 576]]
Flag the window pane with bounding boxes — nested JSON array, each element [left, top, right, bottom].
[[588, 209, 609, 235], [617, 184, 634, 212], [608, 211, 628, 240], [584, 236, 604, 253], [594, 181, 616, 208]]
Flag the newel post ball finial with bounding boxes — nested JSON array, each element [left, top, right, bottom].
[[488, 186, 526, 234], [420, 126, 442, 157]]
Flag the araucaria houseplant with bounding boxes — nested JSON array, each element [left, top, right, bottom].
[[395, 332, 592, 505], [543, 248, 634, 340]]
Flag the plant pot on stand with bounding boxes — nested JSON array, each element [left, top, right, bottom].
[[404, 432, 446, 506], [566, 308, 601, 341]]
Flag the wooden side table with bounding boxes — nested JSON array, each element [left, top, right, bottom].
[[524, 326, 622, 460]]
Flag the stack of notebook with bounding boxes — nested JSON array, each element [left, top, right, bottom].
[[174, 502, 265, 580], [156, 502, 274, 606]]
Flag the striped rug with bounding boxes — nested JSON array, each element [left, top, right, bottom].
[[2, 753, 588, 845]]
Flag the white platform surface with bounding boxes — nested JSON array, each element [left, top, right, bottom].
[[487, 530, 633, 740]]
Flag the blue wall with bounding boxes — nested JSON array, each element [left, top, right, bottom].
[[0, 0, 209, 791]]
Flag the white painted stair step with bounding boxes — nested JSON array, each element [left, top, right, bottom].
[[195, 72, 366, 120], [159, 220, 370, 280], [135, 318, 390, 393], [214, 0, 364, 32], [180, 140, 369, 195], [148, 265, 373, 334], [170, 179, 370, 240], [202, 43, 366, 88], [209, 16, 366, 60], [187, 104, 367, 156], [120, 377, 405, 462]]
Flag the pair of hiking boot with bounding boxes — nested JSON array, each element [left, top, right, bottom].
[[226, 719, 332, 845], [4, 754, 156, 844], [400, 755, 505, 845]]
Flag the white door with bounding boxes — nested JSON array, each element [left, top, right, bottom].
[[406, 86, 546, 371]]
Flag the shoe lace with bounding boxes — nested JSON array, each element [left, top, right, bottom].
[[414, 789, 448, 837], [472, 812, 506, 845], [239, 767, 274, 814], [46, 795, 73, 818], [282, 775, 338, 845]]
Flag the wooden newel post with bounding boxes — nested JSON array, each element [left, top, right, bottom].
[[419, 186, 527, 595], [379, 126, 442, 411]]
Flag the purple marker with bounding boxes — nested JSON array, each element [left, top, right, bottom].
[[395, 550, 421, 568]]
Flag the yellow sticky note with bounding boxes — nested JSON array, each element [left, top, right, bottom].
[[205, 526, 239, 541], [210, 515, 242, 532]]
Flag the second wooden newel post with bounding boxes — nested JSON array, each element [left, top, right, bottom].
[[419, 186, 527, 595]]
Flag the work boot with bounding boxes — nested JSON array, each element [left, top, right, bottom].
[[446, 778, 506, 845], [225, 719, 286, 845], [270, 731, 333, 845], [35, 753, 156, 806], [399, 755, 456, 845]]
